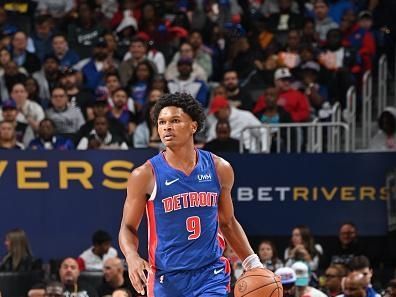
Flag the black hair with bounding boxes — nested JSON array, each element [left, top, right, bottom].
[[349, 255, 371, 270], [92, 230, 112, 245], [130, 36, 147, 46], [314, 0, 330, 6], [40, 118, 56, 128], [379, 110, 396, 133], [151, 92, 206, 133], [35, 14, 52, 25], [216, 119, 231, 130]]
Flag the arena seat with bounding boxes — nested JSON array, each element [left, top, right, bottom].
[[0, 271, 43, 297]]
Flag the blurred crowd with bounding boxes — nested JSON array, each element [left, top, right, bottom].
[[0, 0, 395, 152], [1, 223, 395, 297]]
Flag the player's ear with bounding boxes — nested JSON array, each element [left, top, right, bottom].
[[191, 121, 198, 133]]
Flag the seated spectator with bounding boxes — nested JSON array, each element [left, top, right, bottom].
[[11, 31, 41, 74], [105, 72, 135, 114], [28, 119, 74, 150], [51, 34, 80, 69], [32, 54, 61, 102], [0, 99, 34, 146], [326, 222, 365, 266], [222, 69, 254, 111], [78, 230, 118, 271], [0, 120, 24, 149], [284, 225, 323, 272], [0, 60, 28, 102], [314, 0, 339, 45], [227, 36, 258, 82], [318, 29, 358, 108], [58, 68, 94, 120], [292, 261, 327, 297], [46, 87, 85, 137], [275, 267, 297, 297], [133, 100, 162, 149], [188, 30, 213, 78], [369, 107, 396, 151], [278, 30, 302, 70], [31, 15, 54, 62], [349, 256, 380, 297], [167, 57, 209, 107], [338, 272, 367, 297], [0, 228, 34, 271], [108, 88, 137, 138], [322, 264, 348, 297], [77, 116, 129, 150], [273, 68, 311, 122], [206, 96, 263, 152], [165, 42, 207, 82], [203, 120, 239, 153], [97, 257, 135, 297], [59, 257, 98, 297], [257, 240, 283, 272], [128, 60, 155, 112], [25, 76, 49, 109], [10, 82, 45, 132], [74, 97, 127, 146]]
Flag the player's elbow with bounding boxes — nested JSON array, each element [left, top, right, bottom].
[[219, 215, 237, 233]]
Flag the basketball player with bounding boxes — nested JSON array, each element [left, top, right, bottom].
[[119, 93, 263, 296]]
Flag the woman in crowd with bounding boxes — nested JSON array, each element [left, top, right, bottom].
[[257, 240, 283, 272]]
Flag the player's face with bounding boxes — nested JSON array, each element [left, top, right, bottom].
[[157, 106, 197, 148]]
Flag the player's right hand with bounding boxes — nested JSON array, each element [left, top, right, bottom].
[[126, 253, 151, 295]]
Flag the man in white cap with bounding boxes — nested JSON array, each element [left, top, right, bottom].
[[292, 261, 327, 297], [275, 267, 297, 297]]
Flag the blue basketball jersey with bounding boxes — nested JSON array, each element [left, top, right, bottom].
[[146, 149, 225, 272]]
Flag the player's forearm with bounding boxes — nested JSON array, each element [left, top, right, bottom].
[[119, 223, 140, 258], [220, 216, 254, 261]]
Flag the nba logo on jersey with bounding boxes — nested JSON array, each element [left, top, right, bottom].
[[198, 173, 212, 182]]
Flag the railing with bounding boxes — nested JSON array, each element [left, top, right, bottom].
[[345, 86, 357, 151], [378, 54, 387, 117], [362, 70, 373, 148], [239, 122, 350, 153]]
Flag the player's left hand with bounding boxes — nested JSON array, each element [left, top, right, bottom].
[[126, 253, 151, 295]]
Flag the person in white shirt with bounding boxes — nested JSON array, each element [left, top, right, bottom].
[[77, 230, 118, 271]]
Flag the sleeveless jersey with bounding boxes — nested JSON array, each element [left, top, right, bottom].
[[146, 149, 225, 272]]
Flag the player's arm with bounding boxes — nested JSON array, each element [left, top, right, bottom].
[[119, 162, 154, 295], [214, 155, 264, 271]]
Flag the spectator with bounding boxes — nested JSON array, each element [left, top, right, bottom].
[[78, 230, 118, 271], [105, 72, 135, 114], [51, 34, 80, 69], [278, 30, 302, 70], [205, 96, 263, 152], [10, 82, 45, 132], [25, 76, 48, 108], [167, 57, 209, 107], [151, 74, 169, 94], [227, 36, 258, 82], [31, 15, 54, 62], [119, 37, 156, 86], [275, 267, 297, 297], [11, 31, 41, 74], [0, 228, 34, 271], [327, 222, 365, 266], [58, 68, 94, 120], [28, 118, 74, 150], [203, 120, 239, 153], [82, 39, 115, 91], [0, 61, 27, 101], [322, 264, 348, 297], [314, 0, 339, 44], [257, 240, 283, 272], [32, 54, 61, 101], [0, 119, 24, 149], [274, 68, 311, 122], [338, 272, 367, 297], [188, 30, 213, 78], [46, 87, 85, 137], [133, 100, 162, 149], [165, 42, 207, 82], [385, 279, 396, 297], [66, 3, 105, 59], [349, 256, 381, 297], [77, 116, 128, 150], [129, 60, 156, 112], [108, 88, 137, 138], [284, 225, 323, 272], [97, 257, 135, 297], [0, 48, 13, 76], [292, 261, 327, 297], [222, 69, 254, 111], [369, 107, 396, 151], [0, 99, 34, 146], [59, 257, 98, 297]]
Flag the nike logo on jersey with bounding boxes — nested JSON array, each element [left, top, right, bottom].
[[214, 268, 224, 275], [165, 178, 179, 186]]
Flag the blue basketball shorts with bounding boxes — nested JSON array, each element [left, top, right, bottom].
[[147, 257, 231, 297]]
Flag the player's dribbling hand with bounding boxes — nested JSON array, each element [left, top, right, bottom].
[[126, 253, 151, 295]]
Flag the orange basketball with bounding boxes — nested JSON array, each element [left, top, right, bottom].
[[234, 268, 283, 297]]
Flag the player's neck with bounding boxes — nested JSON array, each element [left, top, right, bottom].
[[164, 145, 197, 175]]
